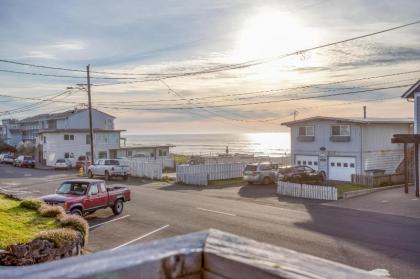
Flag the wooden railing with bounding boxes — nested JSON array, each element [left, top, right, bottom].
[[0, 230, 381, 279], [351, 173, 405, 188]]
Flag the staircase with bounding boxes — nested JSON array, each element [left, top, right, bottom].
[[395, 145, 415, 183]]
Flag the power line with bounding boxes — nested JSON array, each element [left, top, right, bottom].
[[2, 18, 420, 81]]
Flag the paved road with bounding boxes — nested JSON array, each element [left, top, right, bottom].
[[1, 164, 420, 278]]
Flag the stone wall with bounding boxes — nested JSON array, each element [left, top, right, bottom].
[[0, 232, 83, 266]]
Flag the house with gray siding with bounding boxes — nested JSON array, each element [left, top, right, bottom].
[[282, 116, 413, 181]]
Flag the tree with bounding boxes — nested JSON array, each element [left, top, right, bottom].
[[16, 142, 35, 156]]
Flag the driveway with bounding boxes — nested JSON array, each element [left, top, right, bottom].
[[326, 186, 420, 219]]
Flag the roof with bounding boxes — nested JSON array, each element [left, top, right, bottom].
[[110, 144, 175, 151], [401, 79, 420, 99], [38, 129, 126, 134], [20, 108, 115, 123], [282, 116, 413, 126], [63, 178, 105, 183]]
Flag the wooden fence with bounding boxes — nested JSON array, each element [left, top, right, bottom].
[[277, 181, 338, 200], [124, 159, 163, 180], [176, 163, 246, 186], [351, 173, 405, 188], [203, 155, 291, 166]]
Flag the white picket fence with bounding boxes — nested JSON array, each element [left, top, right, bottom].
[[203, 155, 291, 166], [176, 163, 246, 186], [277, 181, 338, 200], [124, 159, 163, 180], [126, 157, 175, 169]]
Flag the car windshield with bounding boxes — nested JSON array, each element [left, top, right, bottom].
[[244, 165, 257, 171], [57, 182, 88, 195], [56, 159, 65, 163], [278, 167, 293, 174], [24, 156, 33, 160]]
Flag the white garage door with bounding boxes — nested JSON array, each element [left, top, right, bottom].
[[328, 157, 356, 181], [295, 155, 319, 170]]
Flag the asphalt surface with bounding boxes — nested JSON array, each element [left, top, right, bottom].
[[1, 164, 420, 278]]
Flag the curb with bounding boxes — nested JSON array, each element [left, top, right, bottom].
[[342, 184, 406, 199]]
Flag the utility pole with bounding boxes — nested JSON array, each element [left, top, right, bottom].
[[86, 65, 94, 163], [363, 105, 367, 119]]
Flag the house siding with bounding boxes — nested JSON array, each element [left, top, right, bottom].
[[39, 131, 120, 166], [290, 120, 362, 176], [361, 123, 413, 173]]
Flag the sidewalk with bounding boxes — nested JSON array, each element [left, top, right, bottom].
[[325, 186, 420, 219]]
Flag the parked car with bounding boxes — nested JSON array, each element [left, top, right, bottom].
[[13, 155, 35, 168], [41, 179, 131, 216], [75, 155, 90, 170], [55, 158, 73, 170], [280, 166, 325, 184], [243, 162, 279, 185], [0, 154, 15, 164], [88, 159, 130, 180]]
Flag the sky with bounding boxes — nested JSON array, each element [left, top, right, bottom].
[[0, 0, 420, 134]]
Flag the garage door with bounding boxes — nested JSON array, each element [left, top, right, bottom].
[[295, 155, 319, 170], [328, 157, 356, 181]]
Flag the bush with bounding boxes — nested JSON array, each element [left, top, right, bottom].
[[59, 215, 89, 244], [20, 198, 44, 210], [38, 204, 65, 218], [36, 228, 78, 247]]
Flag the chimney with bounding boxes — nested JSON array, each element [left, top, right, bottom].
[[363, 106, 367, 119]]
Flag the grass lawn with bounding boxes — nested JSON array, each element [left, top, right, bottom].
[[171, 154, 190, 165], [208, 177, 244, 187], [0, 195, 59, 249], [335, 184, 367, 198]]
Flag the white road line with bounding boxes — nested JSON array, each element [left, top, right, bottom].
[[89, 215, 130, 229], [111, 225, 170, 251], [196, 207, 236, 217]]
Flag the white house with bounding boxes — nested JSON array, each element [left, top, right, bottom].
[[282, 116, 413, 181], [37, 129, 124, 167], [109, 144, 175, 159]]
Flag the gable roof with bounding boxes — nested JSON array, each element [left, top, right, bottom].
[[401, 79, 420, 99], [282, 116, 413, 126], [20, 108, 115, 123]]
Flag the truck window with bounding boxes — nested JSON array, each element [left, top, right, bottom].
[[88, 185, 99, 195], [99, 183, 106, 192]]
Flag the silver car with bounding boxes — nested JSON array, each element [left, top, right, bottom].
[[243, 162, 279, 185]]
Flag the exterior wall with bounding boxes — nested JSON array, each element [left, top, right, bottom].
[[39, 131, 120, 166], [57, 109, 114, 130], [1, 119, 22, 146], [290, 120, 362, 177], [361, 123, 413, 173], [115, 147, 170, 159]]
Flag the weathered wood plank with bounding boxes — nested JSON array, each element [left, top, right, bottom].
[[204, 229, 381, 279], [0, 231, 208, 279]]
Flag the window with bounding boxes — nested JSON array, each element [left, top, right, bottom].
[[88, 185, 99, 195], [86, 135, 91, 144], [331, 125, 350, 136], [350, 163, 355, 168], [99, 182, 106, 192], [343, 163, 348, 167], [43, 136, 46, 144], [298, 126, 314, 136], [303, 160, 307, 165], [98, 151, 107, 159], [64, 134, 74, 141], [308, 161, 313, 166], [297, 160, 301, 165], [337, 162, 342, 167], [331, 162, 335, 167], [314, 161, 318, 166], [64, 152, 74, 159], [159, 150, 163, 156], [127, 150, 133, 157]]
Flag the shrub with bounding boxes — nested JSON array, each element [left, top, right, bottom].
[[38, 204, 65, 218], [36, 228, 78, 247], [20, 198, 44, 210], [59, 215, 89, 244]]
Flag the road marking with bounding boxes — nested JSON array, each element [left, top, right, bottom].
[[111, 225, 170, 251], [24, 173, 32, 177], [89, 215, 130, 229], [380, 200, 389, 203], [196, 207, 236, 216]]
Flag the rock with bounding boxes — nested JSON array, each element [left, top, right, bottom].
[[9, 244, 30, 258]]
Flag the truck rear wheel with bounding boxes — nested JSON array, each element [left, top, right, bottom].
[[112, 199, 123, 215]]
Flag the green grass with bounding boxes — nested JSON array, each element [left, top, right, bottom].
[[171, 154, 190, 165], [335, 184, 367, 198], [208, 177, 244, 187], [0, 195, 59, 249]]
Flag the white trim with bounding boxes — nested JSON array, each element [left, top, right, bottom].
[[111, 225, 170, 251]]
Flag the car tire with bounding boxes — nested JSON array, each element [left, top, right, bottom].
[[88, 170, 93, 178], [71, 208, 83, 217], [263, 177, 270, 185], [112, 199, 123, 215], [104, 171, 110, 181]]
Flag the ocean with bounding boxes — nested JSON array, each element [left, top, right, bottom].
[[124, 133, 291, 157]]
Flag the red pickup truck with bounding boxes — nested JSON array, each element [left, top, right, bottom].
[[41, 179, 131, 216]]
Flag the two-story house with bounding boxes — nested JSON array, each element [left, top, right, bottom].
[[21, 108, 115, 143], [282, 116, 413, 181], [1, 119, 22, 146]]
